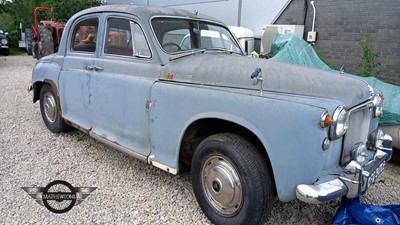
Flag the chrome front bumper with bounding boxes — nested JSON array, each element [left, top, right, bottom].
[[296, 135, 392, 204]]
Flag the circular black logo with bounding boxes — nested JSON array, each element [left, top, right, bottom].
[[42, 180, 76, 213]]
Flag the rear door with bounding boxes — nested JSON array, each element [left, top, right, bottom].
[[59, 15, 102, 130]]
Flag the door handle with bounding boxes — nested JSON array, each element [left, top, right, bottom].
[[84, 65, 94, 70], [84, 65, 103, 71], [93, 66, 103, 71]]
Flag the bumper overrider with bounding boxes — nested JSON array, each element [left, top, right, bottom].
[[296, 130, 393, 204]]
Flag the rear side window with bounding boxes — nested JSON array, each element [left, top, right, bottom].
[[104, 17, 151, 58], [71, 18, 99, 53]]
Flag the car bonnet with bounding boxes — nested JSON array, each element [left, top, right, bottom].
[[160, 53, 370, 108]]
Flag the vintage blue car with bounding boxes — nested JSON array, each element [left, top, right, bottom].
[[29, 5, 393, 225]]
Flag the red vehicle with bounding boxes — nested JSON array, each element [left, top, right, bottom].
[[25, 7, 66, 59]]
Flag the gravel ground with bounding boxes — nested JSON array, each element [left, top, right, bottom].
[[0, 55, 399, 225]]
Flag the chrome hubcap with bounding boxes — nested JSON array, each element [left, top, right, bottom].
[[202, 155, 243, 216], [43, 92, 57, 123]]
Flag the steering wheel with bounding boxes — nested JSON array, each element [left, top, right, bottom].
[[162, 42, 181, 52]]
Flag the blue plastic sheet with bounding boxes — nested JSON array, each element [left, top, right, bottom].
[[333, 197, 400, 225]]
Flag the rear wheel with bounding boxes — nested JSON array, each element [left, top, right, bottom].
[[191, 133, 274, 225], [25, 28, 33, 55], [37, 25, 54, 59], [39, 84, 67, 133]]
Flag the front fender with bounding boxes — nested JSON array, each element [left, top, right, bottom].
[[149, 82, 344, 201], [31, 57, 62, 103]]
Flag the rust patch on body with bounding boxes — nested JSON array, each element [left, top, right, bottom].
[[162, 73, 174, 80]]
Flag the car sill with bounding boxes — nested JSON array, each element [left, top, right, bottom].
[[89, 131, 147, 163]]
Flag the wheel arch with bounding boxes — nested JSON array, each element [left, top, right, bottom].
[[32, 79, 59, 110], [179, 117, 277, 195]]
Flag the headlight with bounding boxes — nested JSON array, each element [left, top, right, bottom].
[[329, 106, 349, 140], [1, 38, 7, 45]]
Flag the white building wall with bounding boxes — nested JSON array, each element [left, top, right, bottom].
[[102, 0, 291, 38]]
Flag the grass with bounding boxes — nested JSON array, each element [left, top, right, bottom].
[[10, 48, 27, 56]]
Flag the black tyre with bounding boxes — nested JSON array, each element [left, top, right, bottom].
[[2, 49, 10, 56], [191, 133, 274, 225], [39, 84, 67, 133], [25, 28, 33, 55], [37, 25, 54, 59], [32, 41, 39, 59]]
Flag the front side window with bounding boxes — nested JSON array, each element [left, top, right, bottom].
[[104, 17, 151, 58], [71, 18, 99, 53], [151, 18, 242, 54]]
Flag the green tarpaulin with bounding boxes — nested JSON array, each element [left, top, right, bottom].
[[268, 33, 400, 125]]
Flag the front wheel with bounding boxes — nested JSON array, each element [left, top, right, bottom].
[[191, 133, 274, 225], [39, 84, 67, 133]]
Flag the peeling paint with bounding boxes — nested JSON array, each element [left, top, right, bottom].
[[64, 119, 91, 134]]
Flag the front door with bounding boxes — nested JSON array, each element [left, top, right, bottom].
[[89, 15, 159, 157]]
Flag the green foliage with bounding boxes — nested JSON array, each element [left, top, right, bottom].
[[0, 0, 101, 55], [41, 0, 101, 20], [0, 12, 13, 28], [359, 35, 381, 77], [10, 46, 25, 55], [0, 0, 41, 31], [0, 12, 18, 49]]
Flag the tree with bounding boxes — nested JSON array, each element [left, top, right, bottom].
[[41, 0, 101, 20], [0, 0, 101, 53], [5, 0, 41, 28]]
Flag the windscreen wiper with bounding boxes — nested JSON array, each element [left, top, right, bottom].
[[169, 49, 206, 61], [203, 47, 243, 55], [169, 48, 243, 61]]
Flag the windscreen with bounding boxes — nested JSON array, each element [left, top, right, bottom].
[[151, 18, 242, 54]]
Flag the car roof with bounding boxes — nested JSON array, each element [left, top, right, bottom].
[[58, 4, 227, 58], [73, 4, 223, 24]]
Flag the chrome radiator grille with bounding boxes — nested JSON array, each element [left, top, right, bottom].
[[341, 108, 372, 166]]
